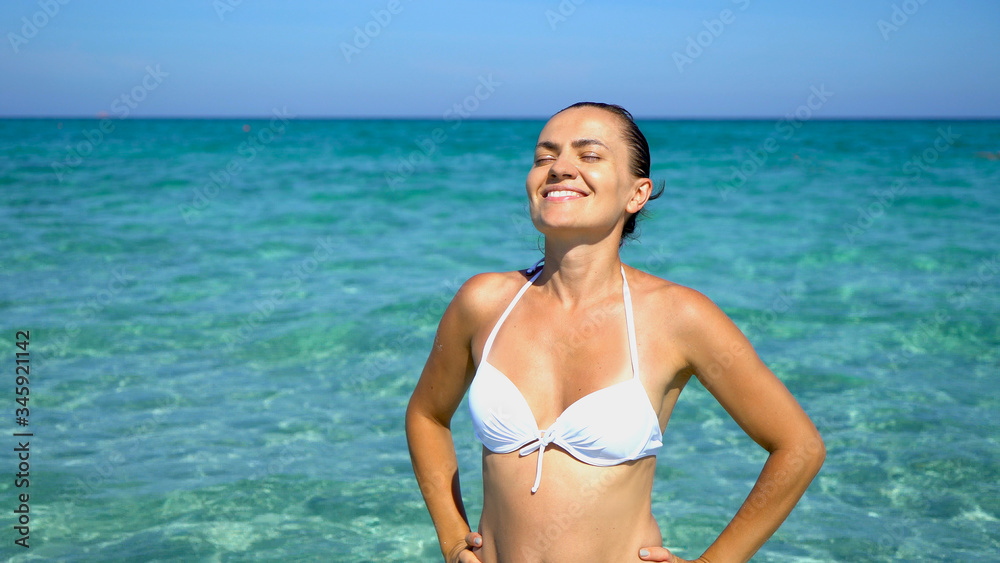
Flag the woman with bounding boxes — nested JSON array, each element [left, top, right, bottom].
[[405, 102, 825, 562]]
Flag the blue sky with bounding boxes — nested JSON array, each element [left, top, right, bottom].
[[1, 0, 998, 118]]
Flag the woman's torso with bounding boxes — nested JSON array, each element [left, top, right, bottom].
[[476, 450, 662, 563], [467, 266, 692, 562]]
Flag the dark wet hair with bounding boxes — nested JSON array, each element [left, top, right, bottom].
[[555, 102, 665, 247]]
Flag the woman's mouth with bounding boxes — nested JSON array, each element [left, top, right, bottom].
[[543, 187, 587, 201]]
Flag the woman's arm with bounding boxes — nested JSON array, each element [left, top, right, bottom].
[[405, 274, 496, 563], [641, 286, 825, 563]]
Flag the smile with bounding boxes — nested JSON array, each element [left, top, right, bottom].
[[542, 186, 587, 201], [546, 190, 584, 199]]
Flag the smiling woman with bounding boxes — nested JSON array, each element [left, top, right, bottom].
[[405, 102, 825, 563], [531, 103, 663, 247]]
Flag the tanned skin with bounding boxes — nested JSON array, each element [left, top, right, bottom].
[[406, 106, 825, 563]]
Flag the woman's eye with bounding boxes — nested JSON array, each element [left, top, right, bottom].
[[534, 156, 554, 165]]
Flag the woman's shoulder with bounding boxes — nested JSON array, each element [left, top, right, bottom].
[[624, 265, 722, 324], [447, 268, 536, 325]]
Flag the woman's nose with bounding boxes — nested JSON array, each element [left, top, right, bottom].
[[548, 154, 577, 179]]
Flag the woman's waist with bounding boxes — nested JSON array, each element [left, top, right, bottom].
[[477, 504, 661, 563], [477, 447, 660, 561]]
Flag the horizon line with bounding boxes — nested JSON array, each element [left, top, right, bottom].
[[3, 115, 1000, 121]]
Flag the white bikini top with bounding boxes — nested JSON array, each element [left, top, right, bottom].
[[468, 263, 663, 493]]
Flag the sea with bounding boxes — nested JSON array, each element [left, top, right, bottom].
[[1, 118, 998, 561]]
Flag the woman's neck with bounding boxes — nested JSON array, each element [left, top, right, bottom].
[[538, 237, 623, 308]]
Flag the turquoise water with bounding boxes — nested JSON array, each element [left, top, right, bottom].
[[1, 118, 998, 561]]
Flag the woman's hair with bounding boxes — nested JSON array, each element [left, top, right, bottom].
[[555, 102, 665, 247]]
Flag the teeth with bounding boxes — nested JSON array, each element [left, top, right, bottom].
[[546, 190, 582, 198]]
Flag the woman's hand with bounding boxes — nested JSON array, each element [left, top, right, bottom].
[[445, 532, 483, 563], [638, 546, 707, 562]]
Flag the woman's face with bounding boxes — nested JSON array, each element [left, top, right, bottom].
[[526, 106, 649, 243]]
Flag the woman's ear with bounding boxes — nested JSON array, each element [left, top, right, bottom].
[[627, 178, 654, 214]]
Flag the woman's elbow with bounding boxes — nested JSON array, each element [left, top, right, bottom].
[[778, 427, 825, 476], [803, 429, 826, 474]]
